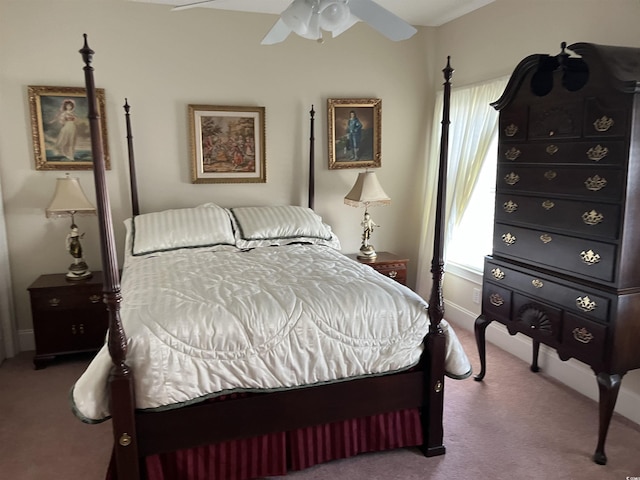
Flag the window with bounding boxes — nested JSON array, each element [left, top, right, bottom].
[[446, 134, 497, 272]]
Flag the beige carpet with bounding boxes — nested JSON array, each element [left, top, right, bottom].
[[1, 324, 639, 480]]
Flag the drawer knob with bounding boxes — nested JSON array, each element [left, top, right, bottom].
[[89, 294, 102, 304], [572, 327, 594, 344], [541, 200, 555, 210], [489, 293, 504, 307], [593, 116, 614, 133], [388, 270, 398, 279], [582, 210, 603, 226], [586, 145, 608, 161], [48, 298, 61, 307], [544, 170, 557, 180], [532, 279, 544, 288], [546, 144, 559, 155], [539, 234, 552, 244], [504, 123, 519, 137], [580, 249, 601, 265], [584, 175, 607, 192], [576, 295, 597, 312], [504, 147, 521, 161]]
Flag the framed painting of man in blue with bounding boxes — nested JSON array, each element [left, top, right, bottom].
[[327, 98, 381, 170], [28, 86, 110, 170]]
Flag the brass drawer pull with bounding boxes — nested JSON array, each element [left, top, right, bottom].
[[546, 144, 558, 155], [503, 200, 518, 213], [48, 298, 61, 307], [580, 249, 601, 265], [491, 268, 505, 280], [72, 324, 85, 335], [585, 175, 607, 191], [505, 147, 521, 161], [586, 145, 608, 161], [572, 327, 594, 344], [541, 200, 555, 210], [489, 293, 504, 307], [505, 124, 518, 137], [501, 233, 516, 245], [593, 116, 614, 132], [544, 170, 557, 180], [89, 294, 101, 303], [576, 296, 597, 312], [504, 172, 520, 186], [582, 210, 603, 226], [531, 279, 544, 288], [388, 270, 398, 279], [539, 234, 552, 244]]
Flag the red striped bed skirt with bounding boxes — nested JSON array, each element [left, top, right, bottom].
[[107, 408, 422, 480]]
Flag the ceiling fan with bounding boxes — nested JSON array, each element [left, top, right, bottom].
[[171, 0, 418, 45]]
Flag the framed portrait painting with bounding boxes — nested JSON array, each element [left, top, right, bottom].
[[189, 105, 266, 184], [328, 98, 381, 170], [28, 86, 110, 170]]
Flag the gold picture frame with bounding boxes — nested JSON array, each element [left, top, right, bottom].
[[28, 86, 110, 170], [189, 104, 266, 184], [328, 98, 381, 170]]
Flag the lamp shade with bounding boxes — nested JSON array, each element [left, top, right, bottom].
[[318, 0, 350, 32], [46, 174, 96, 218], [344, 171, 391, 207]]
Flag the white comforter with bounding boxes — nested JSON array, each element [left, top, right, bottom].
[[72, 245, 471, 422]]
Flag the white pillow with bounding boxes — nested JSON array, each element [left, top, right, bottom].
[[229, 205, 341, 249], [130, 204, 235, 256]]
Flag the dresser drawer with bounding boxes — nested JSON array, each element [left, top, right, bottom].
[[497, 164, 623, 201], [481, 281, 512, 323], [495, 193, 621, 240], [511, 293, 562, 347], [373, 262, 407, 284], [560, 313, 607, 365], [498, 141, 626, 166], [493, 223, 617, 283], [484, 259, 611, 323], [30, 287, 103, 311]]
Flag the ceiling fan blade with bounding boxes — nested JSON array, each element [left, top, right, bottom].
[[261, 17, 293, 45], [347, 0, 417, 41], [171, 1, 218, 12]]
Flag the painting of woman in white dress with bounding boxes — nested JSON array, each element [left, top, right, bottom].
[[28, 86, 110, 170]]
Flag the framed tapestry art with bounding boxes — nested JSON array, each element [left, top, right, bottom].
[[28, 86, 110, 170], [328, 98, 381, 170], [189, 105, 266, 184]]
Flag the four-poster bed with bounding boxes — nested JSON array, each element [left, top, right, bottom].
[[73, 35, 469, 480]]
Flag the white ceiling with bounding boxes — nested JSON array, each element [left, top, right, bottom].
[[130, 0, 496, 27]]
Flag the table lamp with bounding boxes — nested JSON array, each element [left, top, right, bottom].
[[46, 174, 96, 280], [344, 170, 390, 259]]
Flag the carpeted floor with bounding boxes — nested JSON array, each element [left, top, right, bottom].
[[1, 324, 639, 480]]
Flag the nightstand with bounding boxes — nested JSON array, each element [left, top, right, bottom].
[[347, 252, 409, 286], [28, 271, 108, 369]]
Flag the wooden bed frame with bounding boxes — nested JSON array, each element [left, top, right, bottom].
[[79, 35, 454, 480]]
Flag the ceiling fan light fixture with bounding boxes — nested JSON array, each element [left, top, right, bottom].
[[281, 0, 316, 36], [318, 0, 350, 32]]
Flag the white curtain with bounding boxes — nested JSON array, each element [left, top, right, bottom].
[[416, 77, 508, 298], [0, 177, 16, 360]]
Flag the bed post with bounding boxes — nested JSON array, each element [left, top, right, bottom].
[[124, 99, 140, 216], [420, 57, 453, 457], [80, 35, 141, 480], [308, 105, 315, 210]]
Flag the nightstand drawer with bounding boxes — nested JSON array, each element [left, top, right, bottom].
[[372, 262, 407, 284], [30, 289, 103, 311], [347, 252, 409, 286]]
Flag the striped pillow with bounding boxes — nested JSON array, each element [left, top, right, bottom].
[[230, 205, 341, 249], [130, 205, 235, 256]]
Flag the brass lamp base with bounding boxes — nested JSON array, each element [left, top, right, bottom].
[[357, 244, 377, 259], [66, 260, 92, 281]]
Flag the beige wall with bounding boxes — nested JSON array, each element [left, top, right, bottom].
[[0, 0, 437, 346], [435, 0, 640, 425]]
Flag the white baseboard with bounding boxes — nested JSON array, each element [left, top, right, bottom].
[[444, 299, 640, 426], [18, 329, 35, 353]]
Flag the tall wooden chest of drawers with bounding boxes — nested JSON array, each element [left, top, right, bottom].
[[474, 42, 640, 465]]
